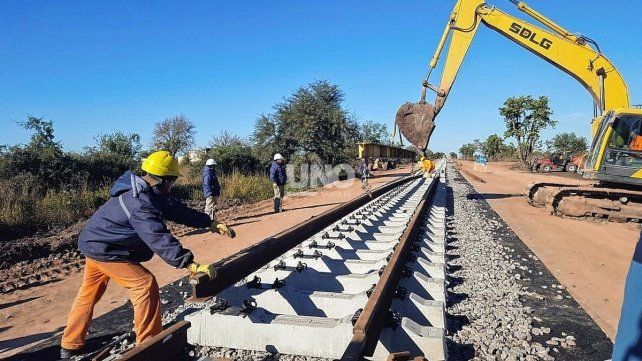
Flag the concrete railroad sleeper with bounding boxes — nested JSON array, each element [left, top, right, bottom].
[[106, 162, 449, 361]]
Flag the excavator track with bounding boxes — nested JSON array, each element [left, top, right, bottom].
[[525, 182, 582, 207], [527, 183, 642, 223]]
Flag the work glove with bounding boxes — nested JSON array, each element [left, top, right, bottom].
[[188, 262, 217, 280], [210, 221, 236, 238]]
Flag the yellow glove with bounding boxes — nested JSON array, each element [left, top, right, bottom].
[[211, 221, 236, 238], [188, 262, 217, 280]]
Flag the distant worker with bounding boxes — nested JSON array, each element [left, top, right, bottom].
[[359, 158, 370, 187], [60, 151, 216, 359], [630, 130, 642, 151], [203, 158, 235, 238], [270, 153, 287, 213], [419, 156, 435, 174]]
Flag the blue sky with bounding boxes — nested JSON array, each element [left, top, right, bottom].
[[1, 0, 640, 154]]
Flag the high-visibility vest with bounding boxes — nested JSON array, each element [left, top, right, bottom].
[[630, 135, 642, 151]]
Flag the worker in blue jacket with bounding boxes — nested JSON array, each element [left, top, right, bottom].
[[202, 158, 235, 238], [60, 151, 216, 359], [269, 153, 287, 213]]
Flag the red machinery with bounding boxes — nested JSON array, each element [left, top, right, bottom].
[[531, 152, 582, 173]]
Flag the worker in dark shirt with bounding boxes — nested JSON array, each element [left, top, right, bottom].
[[269, 153, 287, 213], [202, 158, 235, 237]]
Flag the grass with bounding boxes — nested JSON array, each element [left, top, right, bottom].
[[0, 174, 110, 240], [1, 167, 282, 241], [174, 171, 274, 203]]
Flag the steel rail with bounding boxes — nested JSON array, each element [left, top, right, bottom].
[[94, 321, 190, 361]]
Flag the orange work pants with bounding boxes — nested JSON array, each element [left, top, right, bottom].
[[61, 258, 162, 350]]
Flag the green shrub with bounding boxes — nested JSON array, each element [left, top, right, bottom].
[[220, 172, 273, 202], [209, 131, 261, 175]]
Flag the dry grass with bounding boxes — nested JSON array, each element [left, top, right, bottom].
[[1, 168, 276, 241], [174, 171, 273, 203], [0, 174, 109, 240]]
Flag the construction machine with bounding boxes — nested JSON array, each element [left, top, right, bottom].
[[531, 152, 581, 173], [395, 0, 642, 222]]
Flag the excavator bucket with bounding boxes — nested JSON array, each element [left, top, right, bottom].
[[395, 102, 436, 153]]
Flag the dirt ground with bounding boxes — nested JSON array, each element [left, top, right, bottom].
[[0, 167, 411, 358], [454, 160, 640, 340]]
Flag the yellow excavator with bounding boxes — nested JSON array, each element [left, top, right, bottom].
[[395, 0, 642, 222]]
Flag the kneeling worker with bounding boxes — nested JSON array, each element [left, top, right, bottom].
[[203, 158, 235, 238], [60, 151, 216, 359]]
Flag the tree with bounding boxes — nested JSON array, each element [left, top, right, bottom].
[[500, 95, 556, 169], [84, 132, 143, 181], [252, 80, 359, 165], [90, 132, 142, 159], [359, 121, 388, 143], [497, 142, 517, 160], [151, 114, 196, 156], [546, 132, 588, 155], [0, 117, 76, 187], [209, 131, 259, 174], [425, 149, 445, 159], [481, 134, 504, 161], [449, 152, 458, 159], [459, 143, 477, 160], [20, 116, 61, 151], [473, 139, 483, 154], [252, 114, 281, 164]]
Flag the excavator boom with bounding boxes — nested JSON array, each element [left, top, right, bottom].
[[396, 0, 630, 153], [397, 0, 642, 223]]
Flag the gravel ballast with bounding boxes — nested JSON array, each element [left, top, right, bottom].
[[445, 165, 612, 360]]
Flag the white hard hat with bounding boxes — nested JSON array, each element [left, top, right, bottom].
[[273, 153, 285, 161], [205, 158, 216, 166]]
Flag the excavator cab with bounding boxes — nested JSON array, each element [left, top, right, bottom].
[[587, 110, 642, 184]]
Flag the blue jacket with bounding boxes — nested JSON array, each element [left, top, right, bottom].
[[78, 171, 211, 268], [202, 165, 221, 197], [269, 161, 287, 185], [359, 162, 369, 177]]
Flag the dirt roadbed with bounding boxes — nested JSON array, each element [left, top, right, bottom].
[[454, 160, 640, 340], [0, 167, 411, 358]]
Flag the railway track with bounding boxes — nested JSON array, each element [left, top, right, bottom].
[[67, 162, 449, 361]]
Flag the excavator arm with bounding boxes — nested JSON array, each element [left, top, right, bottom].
[[396, 0, 630, 153]]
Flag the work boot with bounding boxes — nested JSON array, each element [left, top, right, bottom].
[[274, 198, 281, 213], [60, 347, 84, 360], [216, 223, 236, 238]]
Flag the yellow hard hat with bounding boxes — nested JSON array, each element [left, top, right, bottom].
[[141, 150, 181, 177]]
